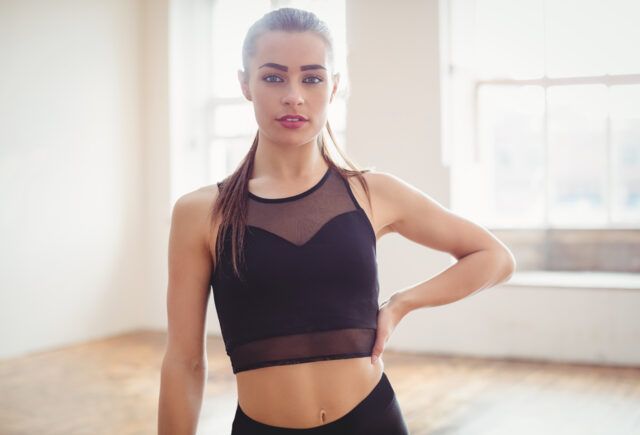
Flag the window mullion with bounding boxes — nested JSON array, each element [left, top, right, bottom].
[[605, 89, 613, 226], [543, 86, 549, 228], [476, 74, 640, 88]]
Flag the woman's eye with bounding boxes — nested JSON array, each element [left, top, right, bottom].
[[262, 75, 323, 84], [304, 76, 323, 84], [263, 75, 283, 83]]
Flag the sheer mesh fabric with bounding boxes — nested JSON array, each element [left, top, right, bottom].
[[245, 166, 356, 246], [230, 328, 377, 372], [212, 167, 379, 374]]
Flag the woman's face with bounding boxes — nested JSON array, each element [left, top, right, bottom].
[[238, 31, 339, 147]]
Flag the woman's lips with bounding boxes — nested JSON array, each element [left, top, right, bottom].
[[278, 119, 308, 129]]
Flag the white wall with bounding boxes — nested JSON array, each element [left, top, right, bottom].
[[141, 0, 171, 335], [345, 0, 452, 301], [0, 0, 156, 359]]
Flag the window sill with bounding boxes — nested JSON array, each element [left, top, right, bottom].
[[508, 270, 640, 290]]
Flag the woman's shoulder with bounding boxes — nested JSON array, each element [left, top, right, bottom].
[[343, 167, 398, 198], [173, 183, 224, 256], [177, 182, 221, 210], [346, 168, 415, 199]]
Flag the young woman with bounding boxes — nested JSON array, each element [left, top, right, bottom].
[[158, 7, 516, 435]]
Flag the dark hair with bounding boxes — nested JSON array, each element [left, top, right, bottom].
[[209, 7, 372, 281]]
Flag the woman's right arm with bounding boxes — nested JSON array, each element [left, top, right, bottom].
[[158, 187, 218, 435]]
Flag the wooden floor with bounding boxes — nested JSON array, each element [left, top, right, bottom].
[[1, 330, 639, 435]]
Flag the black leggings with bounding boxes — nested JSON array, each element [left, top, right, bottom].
[[230, 371, 409, 434]]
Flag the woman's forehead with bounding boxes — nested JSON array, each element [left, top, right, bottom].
[[252, 31, 328, 67]]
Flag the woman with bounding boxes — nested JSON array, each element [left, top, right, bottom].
[[158, 7, 516, 435]]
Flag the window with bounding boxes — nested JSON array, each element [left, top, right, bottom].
[[207, 0, 348, 182], [444, 0, 640, 230]]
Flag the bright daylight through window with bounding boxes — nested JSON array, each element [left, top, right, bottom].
[[445, 0, 640, 229]]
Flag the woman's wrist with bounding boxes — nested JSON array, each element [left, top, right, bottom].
[[387, 291, 412, 320]]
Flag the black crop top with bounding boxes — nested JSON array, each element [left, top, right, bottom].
[[211, 166, 379, 374]]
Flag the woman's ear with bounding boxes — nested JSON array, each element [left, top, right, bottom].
[[330, 72, 340, 103], [238, 69, 252, 101]]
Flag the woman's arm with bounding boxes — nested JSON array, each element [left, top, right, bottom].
[[367, 171, 516, 364], [369, 171, 516, 318], [158, 189, 216, 435]]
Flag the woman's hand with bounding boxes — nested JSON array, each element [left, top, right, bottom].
[[371, 293, 407, 364]]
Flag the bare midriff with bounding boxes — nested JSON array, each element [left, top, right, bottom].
[[235, 355, 385, 428]]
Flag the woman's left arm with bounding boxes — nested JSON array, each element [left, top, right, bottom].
[[369, 171, 517, 363]]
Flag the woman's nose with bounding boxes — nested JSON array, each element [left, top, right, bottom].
[[282, 84, 304, 106]]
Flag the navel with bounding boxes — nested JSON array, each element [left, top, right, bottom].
[[320, 408, 327, 423]]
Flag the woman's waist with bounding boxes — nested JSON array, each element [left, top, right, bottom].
[[235, 356, 384, 425]]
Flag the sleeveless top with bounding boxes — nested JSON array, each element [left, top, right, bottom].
[[211, 166, 379, 374]]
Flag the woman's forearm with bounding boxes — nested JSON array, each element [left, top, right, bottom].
[[389, 248, 516, 319], [157, 358, 207, 435]]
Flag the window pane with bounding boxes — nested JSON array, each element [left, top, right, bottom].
[[611, 85, 640, 224], [475, 0, 544, 79], [604, 1, 640, 74], [211, 0, 271, 98], [323, 129, 347, 163], [335, 131, 346, 150], [328, 97, 346, 132], [478, 85, 545, 227], [212, 103, 257, 138], [547, 85, 608, 226], [448, 0, 478, 70], [209, 136, 255, 183], [546, 0, 640, 77]]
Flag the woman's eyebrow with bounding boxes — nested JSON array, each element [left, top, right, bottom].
[[259, 62, 326, 72]]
